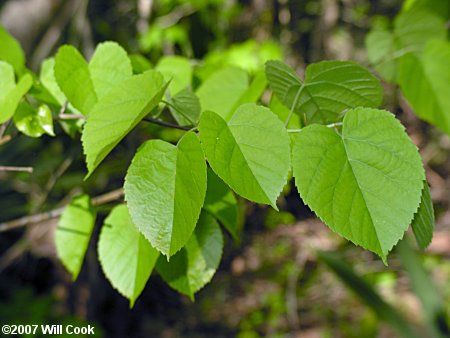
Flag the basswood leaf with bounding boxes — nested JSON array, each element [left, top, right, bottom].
[[292, 108, 424, 261], [89, 41, 132, 99], [82, 70, 166, 177], [0, 25, 25, 74], [411, 181, 434, 249], [13, 103, 54, 137], [98, 205, 159, 307], [398, 40, 450, 136], [0, 61, 32, 123], [169, 89, 200, 126], [199, 103, 290, 209], [40, 58, 67, 105], [233, 70, 267, 108], [196, 67, 249, 120], [124, 131, 207, 257], [203, 167, 238, 239], [55, 195, 96, 280], [156, 212, 223, 300], [365, 7, 447, 83], [265, 60, 383, 124], [54, 45, 97, 115], [156, 56, 192, 94]]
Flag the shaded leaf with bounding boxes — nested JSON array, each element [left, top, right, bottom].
[[411, 181, 434, 249], [265, 60, 383, 124], [398, 40, 450, 136], [13, 103, 54, 137], [169, 89, 200, 126], [156, 212, 223, 300], [55, 195, 96, 280], [203, 167, 238, 239], [98, 205, 159, 307]]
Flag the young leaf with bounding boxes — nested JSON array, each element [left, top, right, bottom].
[[54, 45, 97, 115], [124, 132, 207, 258], [365, 29, 397, 82], [398, 40, 450, 136], [156, 56, 192, 94], [156, 212, 223, 300], [0, 61, 32, 123], [199, 103, 290, 209], [292, 108, 425, 261], [98, 205, 159, 307], [265, 60, 383, 124], [89, 41, 133, 99], [13, 103, 54, 137], [55, 194, 96, 280], [168, 89, 201, 126], [82, 70, 166, 177], [0, 25, 25, 74], [411, 181, 434, 249], [203, 167, 238, 239], [196, 67, 249, 120]]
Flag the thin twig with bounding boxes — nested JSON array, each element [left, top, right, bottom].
[[57, 113, 85, 120], [0, 188, 124, 233], [0, 166, 33, 173], [142, 117, 191, 130]]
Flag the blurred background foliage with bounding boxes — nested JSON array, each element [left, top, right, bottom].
[[0, 0, 449, 337]]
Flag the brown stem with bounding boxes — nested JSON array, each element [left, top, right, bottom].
[[0, 166, 33, 173], [142, 117, 191, 130], [0, 188, 124, 233]]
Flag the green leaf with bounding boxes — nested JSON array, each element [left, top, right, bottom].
[[411, 181, 434, 249], [365, 29, 397, 82], [292, 108, 425, 261], [203, 167, 238, 239], [124, 131, 207, 257], [265, 60, 383, 124], [0, 25, 25, 74], [129, 54, 152, 74], [89, 41, 132, 99], [365, 7, 447, 83], [156, 56, 192, 94], [398, 40, 450, 136], [233, 69, 267, 108], [54, 45, 97, 115], [98, 205, 159, 307], [199, 103, 291, 209], [40, 58, 67, 106], [168, 89, 200, 126], [55, 194, 96, 280], [13, 103, 54, 137], [317, 250, 421, 338], [82, 70, 166, 177], [0, 61, 32, 123], [156, 212, 223, 300], [196, 67, 249, 120]]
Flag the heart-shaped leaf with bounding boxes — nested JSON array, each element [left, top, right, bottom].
[[156, 212, 223, 300], [98, 204, 159, 307], [82, 70, 166, 177], [55, 194, 96, 280], [199, 103, 290, 209], [124, 131, 207, 258], [292, 108, 424, 261]]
